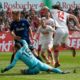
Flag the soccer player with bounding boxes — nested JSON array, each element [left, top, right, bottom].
[[10, 11, 41, 63], [34, 18, 55, 64], [1, 40, 69, 74], [45, 11, 56, 64], [51, 5, 80, 67], [45, 11, 56, 28]]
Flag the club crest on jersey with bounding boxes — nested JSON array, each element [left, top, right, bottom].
[[16, 28, 24, 31], [22, 23, 25, 26]]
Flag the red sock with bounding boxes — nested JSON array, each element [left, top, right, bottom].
[[54, 49, 59, 57], [38, 45, 41, 54], [53, 48, 59, 63]]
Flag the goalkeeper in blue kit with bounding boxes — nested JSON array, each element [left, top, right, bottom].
[[1, 40, 69, 74]]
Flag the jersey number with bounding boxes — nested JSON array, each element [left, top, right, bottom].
[[58, 11, 64, 21], [22, 49, 31, 57]]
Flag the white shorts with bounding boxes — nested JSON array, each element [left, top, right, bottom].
[[53, 27, 69, 45], [41, 39, 53, 51]]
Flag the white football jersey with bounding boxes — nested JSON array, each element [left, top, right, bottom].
[[45, 18, 55, 27], [51, 9, 70, 28], [37, 25, 54, 41]]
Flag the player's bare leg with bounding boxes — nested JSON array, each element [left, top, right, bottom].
[[37, 45, 41, 55], [10, 46, 16, 63], [61, 43, 76, 57], [47, 49, 54, 65], [41, 51, 50, 64], [53, 45, 60, 68], [32, 49, 43, 61]]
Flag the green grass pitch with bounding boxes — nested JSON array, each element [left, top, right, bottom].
[[0, 50, 80, 80]]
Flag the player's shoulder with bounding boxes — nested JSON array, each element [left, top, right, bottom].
[[46, 25, 52, 28], [10, 21, 16, 27], [50, 9, 58, 13], [49, 18, 55, 21]]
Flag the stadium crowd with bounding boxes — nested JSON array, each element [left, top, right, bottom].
[[0, 4, 80, 32]]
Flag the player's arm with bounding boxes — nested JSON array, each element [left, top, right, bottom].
[[10, 31, 21, 40], [9, 23, 21, 40], [27, 19, 34, 40], [1, 52, 20, 73], [52, 19, 56, 29], [25, 19, 34, 40], [29, 27, 34, 40], [33, 27, 40, 40], [49, 26, 55, 32], [68, 14, 80, 31]]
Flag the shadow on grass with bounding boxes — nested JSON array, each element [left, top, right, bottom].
[[0, 73, 44, 76], [0, 73, 25, 76], [0, 72, 53, 76]]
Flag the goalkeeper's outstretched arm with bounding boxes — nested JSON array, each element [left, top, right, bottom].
[[1, 52, 20, 73]]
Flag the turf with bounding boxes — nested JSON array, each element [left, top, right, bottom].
[[0, 50, 80, 80]]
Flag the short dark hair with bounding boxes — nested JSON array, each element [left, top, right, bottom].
[[52, 5, 60, 9]]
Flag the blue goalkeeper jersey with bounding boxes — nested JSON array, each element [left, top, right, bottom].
[[5, 40, 39, 70]]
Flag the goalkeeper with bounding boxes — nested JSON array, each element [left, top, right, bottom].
[[1, 40, 69, 74]]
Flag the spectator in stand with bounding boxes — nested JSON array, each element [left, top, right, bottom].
[[0, 9, 4, 18], [0, 16, 5, 32], [30, 10, 40, 32], [74, 6, 79, 16], [67, 7, 74, 14], [74, 6, 80, 23], [21, 7, 27, 19], [6, 7, 12, 23], [77, 11, 80, 23], [55, 1, 63, 11], [25, 11, 30, 21]]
